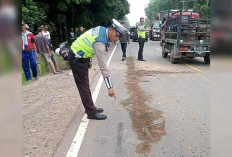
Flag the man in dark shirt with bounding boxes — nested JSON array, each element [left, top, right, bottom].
[[119, 22, 130, 61], [79, 26, 85, 36], [34, 27, 57, 74], [74, 27, 81, 39]]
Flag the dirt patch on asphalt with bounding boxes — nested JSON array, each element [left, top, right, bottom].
[[122, 57, 166, 156]]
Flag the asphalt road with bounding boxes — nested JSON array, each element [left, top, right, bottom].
[[55, 40, 210, 157]]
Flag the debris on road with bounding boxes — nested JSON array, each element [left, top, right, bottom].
[[122, 57, 166, 155]]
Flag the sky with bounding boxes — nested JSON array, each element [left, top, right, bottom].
[[126, 0, 150, 26]]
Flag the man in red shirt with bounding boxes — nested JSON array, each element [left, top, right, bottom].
[[22, 21, 38, 81]]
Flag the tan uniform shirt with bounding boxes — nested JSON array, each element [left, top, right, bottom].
[[93, 42, 110, 78]]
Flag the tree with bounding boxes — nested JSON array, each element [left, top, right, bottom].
[[145, 18, 151, 28], [22, 0, 130, 44], [193, 0, 210, 18], [22, 0, 47, 31], [120, 16, 130, 27]]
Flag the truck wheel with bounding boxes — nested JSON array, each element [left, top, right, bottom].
[[204, 53, 210, 64], [162, 45, 168, 58], [170, 46, 177, 64]]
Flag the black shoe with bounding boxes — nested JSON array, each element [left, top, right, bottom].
[[138, 59, 146, 61], [85, 108, 104, 114], [87, 113, 107, 120], [122, 57, 126, 61], [56, 70, 64, 73]]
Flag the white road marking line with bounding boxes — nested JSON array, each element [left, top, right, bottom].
[[66, 44, 118, 157], [156, 48, 162, 51]]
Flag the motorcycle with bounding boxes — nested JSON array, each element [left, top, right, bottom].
[[55, 41, 70, 61]]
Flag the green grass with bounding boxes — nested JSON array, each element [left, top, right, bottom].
[[22, 55, 70, 86], [55, 55, 70, 70]]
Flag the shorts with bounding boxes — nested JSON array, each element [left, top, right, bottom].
[[37, 52, 52, 63]]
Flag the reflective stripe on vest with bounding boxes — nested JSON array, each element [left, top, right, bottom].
[[81, 37, 94, 54]]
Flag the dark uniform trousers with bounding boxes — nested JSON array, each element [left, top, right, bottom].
[[68, 51, 97, 116], [138, 38, 145, 60], [121, 43, 127, 58]]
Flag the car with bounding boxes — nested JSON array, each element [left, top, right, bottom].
[[149, 21, 161, 40], [129, 27, 136, 39]]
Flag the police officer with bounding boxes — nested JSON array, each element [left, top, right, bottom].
[[137, 17, 146, 61], [64, 19, 127, 120]]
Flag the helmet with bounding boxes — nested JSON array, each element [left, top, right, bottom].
[[55, 48, 61, 55], [112, 19, 128, 36], [55, 41, 69, 61]]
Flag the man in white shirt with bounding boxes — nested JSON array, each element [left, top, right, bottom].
[[42, 25, 51, 40], [42, 25, 61, 72]]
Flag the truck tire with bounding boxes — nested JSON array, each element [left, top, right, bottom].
[[162, 45, 168, 58], [170, 45, 177, 64], [204, 53, 210, 64]]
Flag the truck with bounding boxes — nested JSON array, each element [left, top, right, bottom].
[[160, 10, 210, 64]]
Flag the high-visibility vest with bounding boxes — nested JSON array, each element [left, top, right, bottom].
[[71, 26, 108, 58], [137, 24, 146, 39]]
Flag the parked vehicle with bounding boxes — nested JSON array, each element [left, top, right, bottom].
[[160, 10, 210, 64], [129, 27, 136, 39], [149, 21, 161, 40]]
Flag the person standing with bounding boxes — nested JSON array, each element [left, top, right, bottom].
[[74, 27, 80, 39], [119, 22, 129, 61], [42, 24, 60, 72], [42, 25, 51, 40], [22, 21, 38, 81], [34, 27, 57, 75], [62, 19, 128, 120], [137, 17, 146, 61], [79, 26, 84, 36], [70, 27, 75, 41]]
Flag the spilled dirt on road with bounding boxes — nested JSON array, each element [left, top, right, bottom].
[[122, 57, 166, 156]]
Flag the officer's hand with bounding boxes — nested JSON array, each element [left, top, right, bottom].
[[88, 62, 92, 69], [108, 88, 116, 99]]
